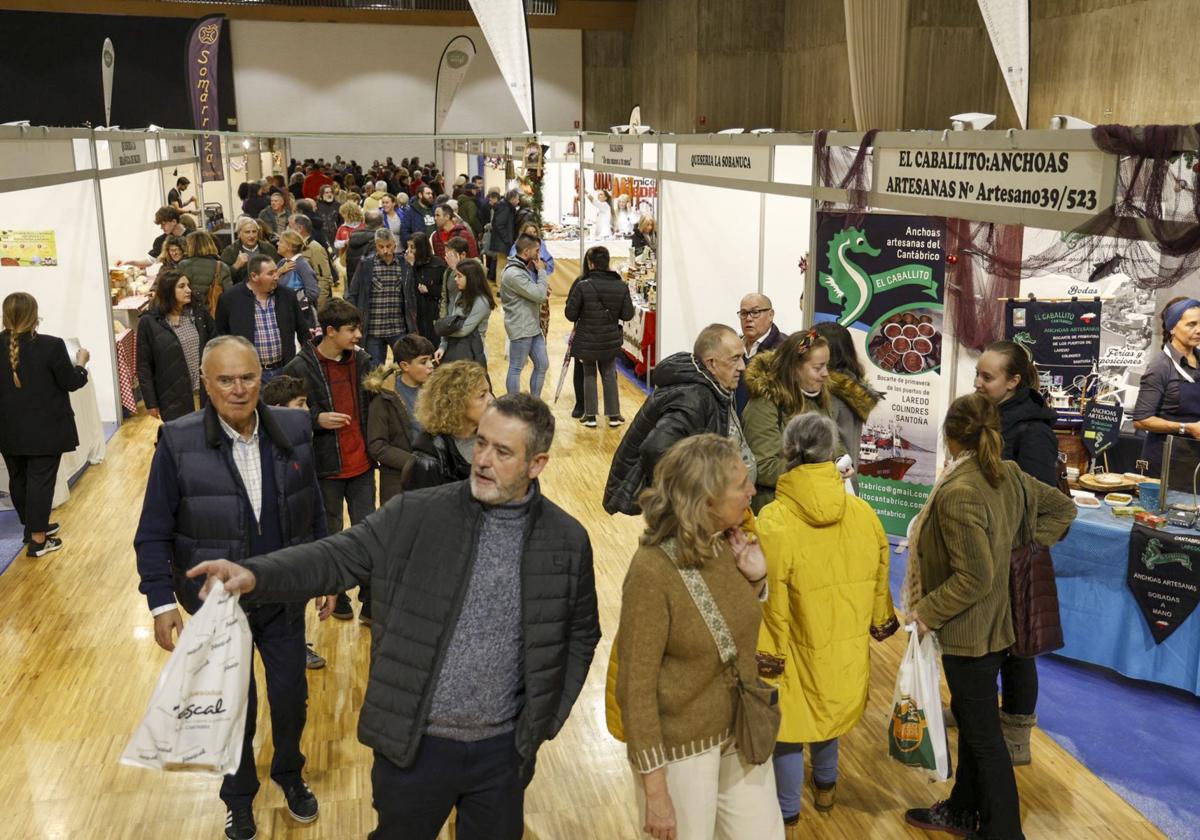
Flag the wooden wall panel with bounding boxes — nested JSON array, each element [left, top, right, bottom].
[[781, 0, 857, 130], [583, 31, 634, 130]]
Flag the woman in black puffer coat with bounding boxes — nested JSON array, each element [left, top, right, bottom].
[[136, 269, 216, 421], [564, 246, 634, 427]]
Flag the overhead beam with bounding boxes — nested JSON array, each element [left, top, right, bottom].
[[2, 0, 637, 30]]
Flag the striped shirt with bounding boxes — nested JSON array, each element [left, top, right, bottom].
[[368, 257, 406, 336], [252, 293, 283, 366], [218, 411, 262, 523]]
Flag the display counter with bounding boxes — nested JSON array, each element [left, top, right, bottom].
[[0, 377, 106, 511], [620, 254, 656, 376], [1052, 492, 1200, 695]]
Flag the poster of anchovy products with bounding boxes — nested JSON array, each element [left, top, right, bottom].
[[814, 213, 945, 536]]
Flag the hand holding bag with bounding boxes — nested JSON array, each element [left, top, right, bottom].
[[120, 580, 253, 775], [667, 541, 780, 766]]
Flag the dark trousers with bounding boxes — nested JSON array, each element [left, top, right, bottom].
[[220, 603, 308, 810], [999, 653, 1038, 716], [368, 733, 526, 840], [582, 357, 620, 417], [944, 651, 1024, 840], [3, 452, 61, 541], [320, 469, 376, 603], [571, 357, 585, 416]]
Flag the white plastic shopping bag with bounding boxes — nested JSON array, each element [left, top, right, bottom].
[[887, 623, 952, 781], [121, 579, 253, 776]]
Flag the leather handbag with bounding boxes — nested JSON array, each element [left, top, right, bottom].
[[1009, 479, 1065, 658], [434, 312, 465, 337], [206, 260, 223, 318], [666, 540, 781, 765]]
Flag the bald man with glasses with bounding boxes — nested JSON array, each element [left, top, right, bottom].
[[735, 293, 786, 414]]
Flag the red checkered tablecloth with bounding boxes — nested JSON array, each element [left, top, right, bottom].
[[115, 328, 138, 414]]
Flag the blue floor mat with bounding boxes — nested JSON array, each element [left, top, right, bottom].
[[887, 538, 1200, 840]]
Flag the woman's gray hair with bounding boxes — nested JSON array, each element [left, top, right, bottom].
[[782, 412, 838, 470]]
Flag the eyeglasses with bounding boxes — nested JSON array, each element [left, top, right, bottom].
[[208, 373, 261, 391], [737, 308, 772, 320]]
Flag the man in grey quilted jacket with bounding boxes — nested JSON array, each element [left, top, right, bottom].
[[188, 393, 600, 840]]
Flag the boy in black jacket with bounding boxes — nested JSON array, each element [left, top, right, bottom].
[[281, 299, 377, 623]]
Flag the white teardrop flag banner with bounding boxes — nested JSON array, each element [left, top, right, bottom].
[[434, 36, 477, 134], [976, 0, 1030, 128], [101, 38, 115, 127], [467, 0, 535, 132]]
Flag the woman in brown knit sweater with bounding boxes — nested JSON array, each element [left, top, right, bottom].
[[615, 434, 784, 840], [903, 394, 1075, 840]]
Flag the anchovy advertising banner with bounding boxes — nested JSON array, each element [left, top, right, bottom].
[[814, 212, 946, 535], [1128, 524, 1200, 644], [186, 15, 225, 182], [1004, 298, 1102, 395]]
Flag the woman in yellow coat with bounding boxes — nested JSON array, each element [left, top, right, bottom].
[[756, 412, 898, 830]]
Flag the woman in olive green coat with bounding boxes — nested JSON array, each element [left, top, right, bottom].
[[742, 329, 847, 511], [902, 393, 1075, 840]]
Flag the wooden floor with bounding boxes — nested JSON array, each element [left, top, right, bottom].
[[0, 270, 1163, 839]]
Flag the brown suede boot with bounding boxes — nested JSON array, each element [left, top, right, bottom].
[[784, 814, 801, 840], [812, 781, 836, 813], [1000, 711, 1036, 766]]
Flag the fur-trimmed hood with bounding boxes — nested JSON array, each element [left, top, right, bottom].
[[363, 364, 398, 395], [744, 350, 789, 404], [828, 370, 883, 422]]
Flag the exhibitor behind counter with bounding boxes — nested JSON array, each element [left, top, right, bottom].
[[1132, 297, 1200, 491]]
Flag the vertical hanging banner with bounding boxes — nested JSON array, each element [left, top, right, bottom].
[[434, 36, 477, 134], [1004, 298, 1101, 402], [814, 213, 946, 535], [467, 0, 535, 132], [186, 15, 226, 182], [976, 0, 1030, 128], [101, 38, 115, 128]]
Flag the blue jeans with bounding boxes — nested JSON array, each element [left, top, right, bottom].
[[773, 738, 839, 819], [366, 333, 405, 368], [506, 333, 548, 398]]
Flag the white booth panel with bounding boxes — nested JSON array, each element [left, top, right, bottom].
[[761, 194, 811, 329], [659, 179, 762, 358], [73, 139, 92, 171], [644, 143, 659, 171], [662, 143, 677, 172], [100, 169, 164, 264], [93, 140, 112, 170], [0, 179, 119, 423], [773, 145, 813, 185]]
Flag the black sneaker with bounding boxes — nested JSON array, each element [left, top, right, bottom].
[[224, 807, 257, 840], [305, 643, 326, 670], [905, 800, 978, 836], [280, 779, 319, 823], [608, 415, 625, 427], [581, 415, 598, 428], [359, 599, 373, 626], [27, 537, 63, 558], [331, 592, 354, 620]]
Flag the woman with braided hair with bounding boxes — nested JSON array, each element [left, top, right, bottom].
[[0, 293, 90, 557]]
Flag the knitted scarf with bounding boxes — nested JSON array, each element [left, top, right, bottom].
[[900, 451, 975, 615]]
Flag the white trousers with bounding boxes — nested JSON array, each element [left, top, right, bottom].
[[634, 743, 785, 840]]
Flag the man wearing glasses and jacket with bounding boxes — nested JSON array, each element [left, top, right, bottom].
[[735, 293, 786, 414]]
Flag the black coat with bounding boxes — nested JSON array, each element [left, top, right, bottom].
[[999, 388, 1060, 487], [412, 259, 445, 342], [215, 282, 306, 366], [735, 322, 786, 415], [402, 432, 472, 490], [603, 352, 734, 515], [564, 270, 635, 361], [281, 342, 375, 478], [239, 480, 600, 782], [344, 228, 377, 284], [489, 200, 516, 254], [136, 306, 216, 422], [0, 332, 87, 456]]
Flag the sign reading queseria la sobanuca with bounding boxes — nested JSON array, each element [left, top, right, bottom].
[[594, 142, 642, 169], [875, 148, 1109, 214], [676, 145, 770, 181]]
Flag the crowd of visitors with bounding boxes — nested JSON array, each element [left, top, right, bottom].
[[0, 151, 1083, 840]]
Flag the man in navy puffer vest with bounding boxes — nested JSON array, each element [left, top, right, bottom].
[[134, 335, 331, 840]]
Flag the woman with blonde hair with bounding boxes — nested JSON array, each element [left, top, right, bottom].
[[616, 433, 784, 840], [743, 329, 848, 510], [0, 293, 90, 557], [632, 215, 657, 256], [902, 393, 1074, 840], [334, 199, 365, 266], [402, 360, 492, 490], [756, 412, 896, 831]]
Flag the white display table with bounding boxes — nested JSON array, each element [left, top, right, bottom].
[[0, 377, 107, 511]]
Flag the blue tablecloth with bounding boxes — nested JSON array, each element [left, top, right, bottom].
[[1052, 492, 1200, 695]]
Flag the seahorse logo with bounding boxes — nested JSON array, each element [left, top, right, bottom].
[[820, 227, 881, 327], [1142, 538, 1195, 571]]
